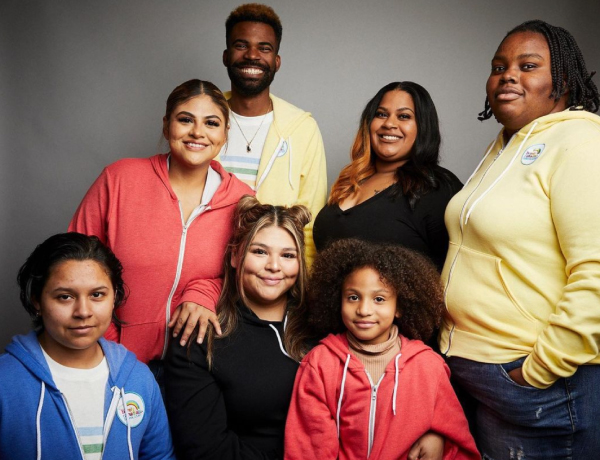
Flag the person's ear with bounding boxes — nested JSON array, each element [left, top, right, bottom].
[[162, 116, 169, 140], [275, 54, 281, 73], [223, 49, 229, 68], [33, 299, 42, 317]]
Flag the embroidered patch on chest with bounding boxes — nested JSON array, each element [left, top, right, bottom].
[[117, 392, 145, 427], [521, 144, 545, 165]]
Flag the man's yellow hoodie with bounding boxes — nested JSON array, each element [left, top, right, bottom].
[[440, 109, 600, 388], [219, 93, 327, 266]]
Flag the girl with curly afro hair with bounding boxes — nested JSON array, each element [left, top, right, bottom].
[[285, 239, 479, 460]]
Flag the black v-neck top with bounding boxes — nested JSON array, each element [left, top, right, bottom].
[[313, 167, 462, 271]]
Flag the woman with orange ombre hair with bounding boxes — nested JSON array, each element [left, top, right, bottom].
[[313, 82, 461, 271]]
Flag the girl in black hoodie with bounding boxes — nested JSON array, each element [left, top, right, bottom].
[[165, 196, 312, 459]]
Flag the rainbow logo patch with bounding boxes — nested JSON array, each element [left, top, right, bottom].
[[117, 392, 145, 428], [521, 144, 545, 165]]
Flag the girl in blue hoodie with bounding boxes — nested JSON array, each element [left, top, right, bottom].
[[0, 232, 175, 460]]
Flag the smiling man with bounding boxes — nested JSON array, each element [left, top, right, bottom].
[[219, 3, 327, 265]]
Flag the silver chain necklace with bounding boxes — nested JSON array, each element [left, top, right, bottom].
[[229, 100, 273, 152]]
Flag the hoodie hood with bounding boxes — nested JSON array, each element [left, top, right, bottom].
[[5, 331, 57, 389], [150, 154, 252, 210], [503, 108, 600, 139], [319, 332, 431, 370], [5, 331, 137, 389], [223, 92, 312, 138]]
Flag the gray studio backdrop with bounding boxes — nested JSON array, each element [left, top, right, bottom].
[[1, 0, 599, 351]]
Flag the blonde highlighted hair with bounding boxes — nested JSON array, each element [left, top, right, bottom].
[[329, 82, 449, 210]]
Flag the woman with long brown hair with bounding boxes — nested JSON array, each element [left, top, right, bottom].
[[165, 196, 312, 459], [313, 81, 462, 271]]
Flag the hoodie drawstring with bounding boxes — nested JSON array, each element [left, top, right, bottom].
[[287, 137, 294, 189], [336, 354, 351, 438], [268, 324, 296, 362], [392, 354, 402, 416], [256, 137, 294, 192], [462, 141, 496, 189], [464, 122, 538, 225], [36, 381, 46, 460], [119, 388, 135, 460]]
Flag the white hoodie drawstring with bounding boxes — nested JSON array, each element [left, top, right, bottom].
[[120, 388, 134, 460], [287, 137, 294, 190], [463, 141, 496, 189], [464, 122, 538, 225], [36, 381, 46, 460], [256, 137, 295, 192], [392, 354, 402, 416], [336, 354, 351, 438], [268, 324, 296, 361]]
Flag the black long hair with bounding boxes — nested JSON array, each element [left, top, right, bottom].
[[329, 81, 452, 210]]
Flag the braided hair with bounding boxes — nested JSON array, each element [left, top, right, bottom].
[[478, 20, 599, 121]]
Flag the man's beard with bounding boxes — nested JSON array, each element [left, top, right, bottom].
[[227, 61, 276, 96]]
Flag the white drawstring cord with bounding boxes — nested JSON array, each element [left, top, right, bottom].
[[120, 388, 134, 460], [462, 141, 496, 189], [464, 122, 538, 225], [268, 324, 295, 361], [287, 137, 294, 190], [36, 381, 46, 460], [392, 354, 402, 415], [336, 354, 351, 438]]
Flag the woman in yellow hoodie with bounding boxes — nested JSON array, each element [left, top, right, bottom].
[[440, 20, 600, 459]]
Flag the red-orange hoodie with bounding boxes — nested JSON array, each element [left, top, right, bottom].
[[285, 333, 479, 460], [69, 154, 253, 363]]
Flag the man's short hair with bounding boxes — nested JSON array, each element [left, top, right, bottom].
[[225, 3, 282, 50]]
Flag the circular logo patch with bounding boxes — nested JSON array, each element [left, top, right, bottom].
[[277, 140, 288, 157], [117, 392, 145, 428], [521, 144, 545, 165]]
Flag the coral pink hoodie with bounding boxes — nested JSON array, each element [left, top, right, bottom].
[[285, 333, 479, 460], [69, 154, 252, 363]]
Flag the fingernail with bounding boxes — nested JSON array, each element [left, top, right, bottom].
[[198, 337, 204, 344], [180, 339, 186, 346]]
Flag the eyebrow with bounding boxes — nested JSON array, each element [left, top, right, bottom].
[[175, 111, 222, 122], [378, 106, 415, 114], [493, 52, 545, 61], [250, 242, 297, 252], [343, 287, 393, 294], [49, 285, 109, 293], [232, 38, 274, 48]]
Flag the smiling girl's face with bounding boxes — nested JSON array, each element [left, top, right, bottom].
[[35, 259, 115, 368], [341, 266, 400, 345], [235, 225, 299, 320]]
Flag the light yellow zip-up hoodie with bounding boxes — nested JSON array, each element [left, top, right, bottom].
[[440, 109, 600, 389], [219, 93, 327, 266]]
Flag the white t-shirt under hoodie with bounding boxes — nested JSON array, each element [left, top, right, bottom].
[[42, 348, 109, 460]]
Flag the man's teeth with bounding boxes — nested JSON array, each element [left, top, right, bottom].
[[241, 68, 263, 74]]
